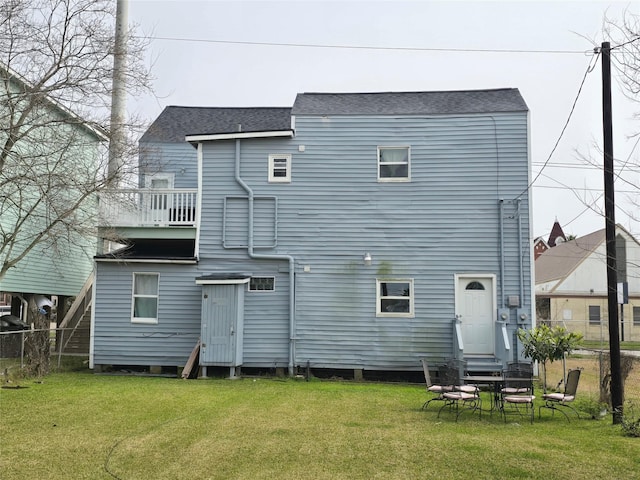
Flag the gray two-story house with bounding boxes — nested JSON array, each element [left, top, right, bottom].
[[92, 89, 534, 377]]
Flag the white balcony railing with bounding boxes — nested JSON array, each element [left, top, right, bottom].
[[98, 189, 198, 227]]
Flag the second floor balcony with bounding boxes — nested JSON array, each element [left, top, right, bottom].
[[98, 189, 198, 228]]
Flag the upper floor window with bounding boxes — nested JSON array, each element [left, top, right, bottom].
[[131, 273, 159, 324], [268, 154, 291, 183], [378, 146, 410, 182], [376, 279, 414, 317], [588, 305, 601, 325]]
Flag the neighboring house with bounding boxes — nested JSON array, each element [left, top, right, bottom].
[[533, 220, 567, 260], [533, 237, 550, 260], [535, 225, 640, 342], [0, 63, 108, 325], [92, 88, 534, 377]]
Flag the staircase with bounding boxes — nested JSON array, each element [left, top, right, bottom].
[[464, 356, 503, 374], [57, 273, 93, 355]]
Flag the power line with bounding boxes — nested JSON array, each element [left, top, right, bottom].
[[516, 52, 601, 199], [141, 35, 594, 55]]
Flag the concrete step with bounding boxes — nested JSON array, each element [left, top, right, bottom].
[[465, 357, 503, 374]]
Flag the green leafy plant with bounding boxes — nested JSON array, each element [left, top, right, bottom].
[[619, 403, 640, 437], [517, 325, 582, 392], [578, 396, 608, 420]]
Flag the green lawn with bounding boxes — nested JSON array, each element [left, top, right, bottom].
[[1, 371, 638, 480]]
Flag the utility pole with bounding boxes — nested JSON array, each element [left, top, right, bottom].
[[108, 0, 128, 184], [601, 41, 623, 424]]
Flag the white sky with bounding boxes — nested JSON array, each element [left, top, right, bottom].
[[127, 0, 640, 240]]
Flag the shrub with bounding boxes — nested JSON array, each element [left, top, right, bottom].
[[620, 403, 640, 437]]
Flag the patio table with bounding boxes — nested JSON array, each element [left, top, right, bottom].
[[463, 375, 504, 413]]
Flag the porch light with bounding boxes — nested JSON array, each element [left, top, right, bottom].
[[363, 252, 372, 266]]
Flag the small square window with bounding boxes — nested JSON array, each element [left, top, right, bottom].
[[589, 305, 601, 325], [376, 279, 414, 317], [268, 154, 291, 183], [249, 277, 275, 291], [131, 273, 159, 324], [378, 146, 410, 182]]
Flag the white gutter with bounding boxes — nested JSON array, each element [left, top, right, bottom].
[[94, 258, 197, 264], [89, 268, 97, 369], [186, 130, 293, 143]]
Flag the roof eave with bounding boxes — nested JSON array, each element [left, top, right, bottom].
[[185, 130, 294, 143]]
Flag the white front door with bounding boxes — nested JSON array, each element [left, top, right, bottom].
[[456, 275, 495, 355]]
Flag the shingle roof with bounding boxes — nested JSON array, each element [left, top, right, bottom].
[[142, 89, 528, 143], [292, 89, 528, 116], [140, 106, 292, 143], [535, 229, 605, 284]]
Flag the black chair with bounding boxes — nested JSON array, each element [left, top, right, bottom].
[[539, 368, 581, 421], [421, 359, 453, 410], [501, 362, 533, 395], [500, 365, 535, 423], [437, 361, 481, 420]]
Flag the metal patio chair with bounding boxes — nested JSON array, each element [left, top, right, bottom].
[[421, 359, 453, 410], [500, 365, 536, 423], [538, 368, 582, 421], [437, 361, 481, 421]]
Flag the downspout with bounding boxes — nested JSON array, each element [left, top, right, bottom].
[[234, 136, 296, 376], [498, 199, 505, 309], [516, 199, 524, 306]]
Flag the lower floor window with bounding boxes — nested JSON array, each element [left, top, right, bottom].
[[588, 305, 601, 325], [377, 279, 414, 317], [132, 273, 159, 324], [249, 277, 275, 291], [633, 306, 640, 326]]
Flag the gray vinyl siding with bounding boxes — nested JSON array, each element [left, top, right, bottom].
[[194, 112, 531, 370], [139, 141, 198, 188], [93, 262, 202, 366], [94, 108, 531, 371], [197, 259, 291, 368]]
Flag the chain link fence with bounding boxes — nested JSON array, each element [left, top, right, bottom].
[[539, 317, 640, 343], [544, 350, 640, 411], [0, 326, 90, 375]]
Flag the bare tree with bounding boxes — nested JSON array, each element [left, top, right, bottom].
[[0, 0, 152, 283], [0, 0, 152, 374], [605, 9, 640, 106]]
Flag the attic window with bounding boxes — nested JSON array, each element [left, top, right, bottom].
[[268, 154, 291, 183], [378, 146, 410, 182]]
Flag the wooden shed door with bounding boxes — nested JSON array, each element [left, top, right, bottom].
[[457, 277, 494, 355], [200, 284, 244, 366]]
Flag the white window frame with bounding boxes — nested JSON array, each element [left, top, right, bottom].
[[268, 154, 291, 183], [377, 146, 410, 182], [376, 278, 414, 318], [131, 272, 160, 324], [248, 276, 276, 292]]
